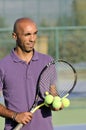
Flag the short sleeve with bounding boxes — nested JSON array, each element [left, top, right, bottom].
[[0, 68, 4, 91]]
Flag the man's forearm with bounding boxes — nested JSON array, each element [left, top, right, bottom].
[[0, 103, 17, 120]]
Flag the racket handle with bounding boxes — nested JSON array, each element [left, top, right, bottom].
[[30, 103, 45, 113], [13, 103, 45, 130], [13, 123, 23, 130]]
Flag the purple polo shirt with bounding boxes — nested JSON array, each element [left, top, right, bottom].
[[0, 49, 54, 130]]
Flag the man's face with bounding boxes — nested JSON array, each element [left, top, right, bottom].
[[13, 22, 38, 53]]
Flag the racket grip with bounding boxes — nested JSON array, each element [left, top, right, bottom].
[[13, 123, 23, 130], [13, 103, 45, 130]]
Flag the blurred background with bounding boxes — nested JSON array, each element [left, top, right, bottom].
[[0, 0, 86, 130]]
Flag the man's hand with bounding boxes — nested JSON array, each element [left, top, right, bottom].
[[15, 112, 33, 125]]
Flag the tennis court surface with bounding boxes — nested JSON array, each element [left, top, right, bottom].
[[54, 124, 86, 130]]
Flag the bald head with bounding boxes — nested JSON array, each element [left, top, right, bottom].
[[13, 17, 37, 33], [12, 17, 38, 53]]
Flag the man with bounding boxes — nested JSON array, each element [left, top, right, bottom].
[[0, 17, 61, 130]]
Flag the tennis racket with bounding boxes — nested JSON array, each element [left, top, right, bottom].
[[13, 59, 77, 130]]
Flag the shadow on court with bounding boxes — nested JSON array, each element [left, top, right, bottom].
[[54, 124, 86, 130]]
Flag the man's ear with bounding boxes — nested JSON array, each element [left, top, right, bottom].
[[12, 32, 17, 40]]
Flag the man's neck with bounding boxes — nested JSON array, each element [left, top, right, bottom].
[[14, 48, 34, 63]]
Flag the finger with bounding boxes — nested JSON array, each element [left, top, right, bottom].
[[23, 116, 32, 125]]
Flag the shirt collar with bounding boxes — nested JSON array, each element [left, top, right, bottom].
[[10, 49, 39, 63]]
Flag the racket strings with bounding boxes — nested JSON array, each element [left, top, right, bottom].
[[39, 64, 57, 97], [57, 62, 76, 97], [39, 60, 76, 99]]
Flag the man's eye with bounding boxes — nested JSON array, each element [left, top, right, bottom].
[[25, 33, 30, 36], [34, 31, 38, 35]]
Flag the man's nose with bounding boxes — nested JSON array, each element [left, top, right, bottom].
[[29, 35, 35, 41]]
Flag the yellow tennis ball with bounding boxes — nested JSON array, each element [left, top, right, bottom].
[[62, 98, 70, 108], [54, 96, 61, 101], [44, 94, 54, 104], [52, 99, 62, 109], [45, 91, 49, 96]]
